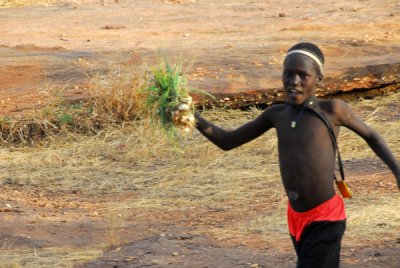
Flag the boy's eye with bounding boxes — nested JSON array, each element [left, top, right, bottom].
[[299, 73, 308, 79]]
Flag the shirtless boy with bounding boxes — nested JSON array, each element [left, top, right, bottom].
[[194, 42, 400, 267]]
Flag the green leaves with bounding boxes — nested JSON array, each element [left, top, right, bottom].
[[142, 56, 215, 141], [58, 113, 74, 125], [143, 59, 189, 132]]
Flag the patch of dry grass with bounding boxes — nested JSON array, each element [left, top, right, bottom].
[[0, 0, 63, 8], [0, 63, 148, 146], [345, 194, 400, 240], [88, 63, 148, 123], [339, 93, 400, 159], [0, 246, 103, 268]]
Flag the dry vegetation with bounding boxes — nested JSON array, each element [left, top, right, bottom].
[[0, 63, 148, 146], [0, 0, 62, 8], [0, 61, 399, 266], [0, 0, 197, 8]]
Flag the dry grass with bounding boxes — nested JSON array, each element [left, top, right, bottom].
[[0, 59, 399, 265], [339, 93, 400, 159], [0, 0, 63, 8], [88, 63, 148, 123], [345, 194, 400, 240], [0, 63, 148, 146], [0, 246, 103, 268]]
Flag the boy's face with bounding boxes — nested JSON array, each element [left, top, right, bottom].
[[282, 54, 321, 105]]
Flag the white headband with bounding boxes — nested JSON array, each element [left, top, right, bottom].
[[286, 49, 324, 74]]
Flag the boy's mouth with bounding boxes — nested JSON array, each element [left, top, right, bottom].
[[287, 89, 303, 98]]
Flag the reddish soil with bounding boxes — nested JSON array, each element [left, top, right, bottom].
[[1, 0, 400, 267], [1, 0, 400, 113]]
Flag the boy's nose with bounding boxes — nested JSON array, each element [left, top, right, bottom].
[[290, 74, 301, 85]]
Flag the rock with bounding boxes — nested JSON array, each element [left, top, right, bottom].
[[4, 178, 14, 185], [101, 25, 126, 30]]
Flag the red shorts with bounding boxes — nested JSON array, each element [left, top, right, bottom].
[[287, 194, 346, 242]]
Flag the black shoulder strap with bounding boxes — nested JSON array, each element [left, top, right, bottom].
[[304, 103, 345, 182]]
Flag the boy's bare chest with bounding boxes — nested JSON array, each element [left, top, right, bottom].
[[273, 110, 333, 144]]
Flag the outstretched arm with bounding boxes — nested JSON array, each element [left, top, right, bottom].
[[335, 99, 400, 189], [195, 109, 273, 151]]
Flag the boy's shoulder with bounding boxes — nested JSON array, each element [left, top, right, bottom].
[[259, 102, 288, 123], [316, 98, 347, 114], [316, 97, 342, 105], [262, 102, 286, 115], [267, 102, 286, 111]]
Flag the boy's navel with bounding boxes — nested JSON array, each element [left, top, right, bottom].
[[288, 191, 300, 202]]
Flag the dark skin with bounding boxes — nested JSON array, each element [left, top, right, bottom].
[[195, 54, 400, 212]]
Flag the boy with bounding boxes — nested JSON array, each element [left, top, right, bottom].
[[194, 42, 400, 267]]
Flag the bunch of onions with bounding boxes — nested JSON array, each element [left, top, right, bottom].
[[172, 96, 195, 133], [144, 58, 214, 136], [143, 58, 210, 136]]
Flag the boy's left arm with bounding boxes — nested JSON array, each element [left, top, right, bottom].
[[334, 99, 400, 190]]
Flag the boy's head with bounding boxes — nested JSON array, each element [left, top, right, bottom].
[[286, 42, 324, 76], [282, 42, 324, 105]]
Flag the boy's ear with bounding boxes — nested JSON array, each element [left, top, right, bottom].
[[317, 74, 323, 83]]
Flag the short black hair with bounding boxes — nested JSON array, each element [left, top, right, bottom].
[[287, 42, 324, 64]]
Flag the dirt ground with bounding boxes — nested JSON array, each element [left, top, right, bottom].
[[1, 0, 400, 113], [1, 156, 399, 267], [0, 0, 400, 267]]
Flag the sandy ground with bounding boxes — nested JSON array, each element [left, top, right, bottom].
[[0, 0, 400, 267], [1, 0, 400, 113]]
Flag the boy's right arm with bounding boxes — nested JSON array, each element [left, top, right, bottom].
[[195, 110, 273, 150]]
